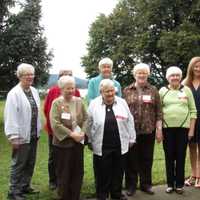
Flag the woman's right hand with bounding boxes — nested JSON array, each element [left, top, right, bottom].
[[88, 143, 93, 151], [10, 138, 21, 150], [156, 129, 163, 143], [70, 131, 85, 143]]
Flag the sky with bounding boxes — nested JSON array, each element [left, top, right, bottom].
[[41, 0, 117, 78]]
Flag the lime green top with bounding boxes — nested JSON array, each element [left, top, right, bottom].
[[159, 85, 197, 128]]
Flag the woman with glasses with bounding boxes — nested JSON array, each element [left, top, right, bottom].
[[4, 63, 41, 200], [123, 63, 162, 196]]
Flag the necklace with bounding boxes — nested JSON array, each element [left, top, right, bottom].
[[23, 88, 31, 93], [106, 105, 112, 112]]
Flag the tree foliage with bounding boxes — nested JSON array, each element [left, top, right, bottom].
[[0, 0, 53, 91], [0, 0, 15, 28], [82, 0, 200, 87]]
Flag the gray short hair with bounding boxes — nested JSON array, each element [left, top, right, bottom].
[[99, 79, 115, 92], [132, 63, 150, 75], [166, 66, 182, 80], [16, 63, 35, 78], [98, 58, 113, 70], [59, 69, 73, 77], [58, 75, 75, 89]]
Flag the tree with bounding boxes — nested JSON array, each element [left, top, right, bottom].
[[0, 0, 53, 91], [0, 0, 15, 28], [82, 1, 137, 86], [133, 0, 200, 86], [81, 14, 110, 78], [82, 0, 200, 87]]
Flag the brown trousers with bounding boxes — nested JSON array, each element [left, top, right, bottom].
[[54, 143, 84, 200]]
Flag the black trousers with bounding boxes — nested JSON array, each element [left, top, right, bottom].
[[48, 134, 57, 185], [54, 144, 84, 200], [94, 148, 125, 200], [125, 132, 155, 190], [163, 128, 188, 188]]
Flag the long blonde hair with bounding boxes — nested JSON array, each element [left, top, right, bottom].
[[183, 57, 200, 88]]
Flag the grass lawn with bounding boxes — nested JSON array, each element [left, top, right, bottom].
[[0, 100, 191, 199]]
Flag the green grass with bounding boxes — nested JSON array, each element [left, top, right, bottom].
[[0, 100, 191, 200]]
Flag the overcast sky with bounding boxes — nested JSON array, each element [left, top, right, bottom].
[[41, 0, 117, 78]]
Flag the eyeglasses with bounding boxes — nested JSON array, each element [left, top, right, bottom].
[[60, 73, 72, 77], [22, 73, 35, 77], [135, 72, 148, 75], [169, 74, 181, 78]]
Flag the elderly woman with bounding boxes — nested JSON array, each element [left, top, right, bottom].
[[87, 57, 122, 104], [123, 63, 162, 196], [44, 68, 80, 190], [87, 57, 122, 193], [50, 75, 87, 200], [87, 79, 136, 200], [183, 57, 200, 188], [4, 63, 41, 200], [159, 66, 197, 194]]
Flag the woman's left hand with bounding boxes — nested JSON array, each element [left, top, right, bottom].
[[188, 130, 194, 141], [70, 131, 85, 143], [156, 129, 163, 143], [129, 142, 135, 148]]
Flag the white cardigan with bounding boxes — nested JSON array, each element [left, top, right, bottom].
[[4, 84, 41, 143], [87, 96, 136, 156]]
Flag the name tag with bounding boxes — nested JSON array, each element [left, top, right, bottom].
[[61, 112, 71, 120], [178, 92, 187, 99], [115, 115, 127, 120], [142, 95, 151, 103]]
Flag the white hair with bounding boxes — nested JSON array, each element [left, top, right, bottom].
[[99, 79, 115, 92], [133, 63, 150, 75], [98, 57, 113, 70], [166, 66, 182, 80], [58, 68, 73, 77], [16, 63, 35, 78], [58, 75, 75, 89]]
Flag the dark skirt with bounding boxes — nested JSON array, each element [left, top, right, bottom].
[[190, 115, 200, 144]]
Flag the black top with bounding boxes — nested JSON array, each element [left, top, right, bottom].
[[102, 104, 121, 149], [190, 85, 200, 143], [24, 89, 38, 139], [192, 85, 200, 113]]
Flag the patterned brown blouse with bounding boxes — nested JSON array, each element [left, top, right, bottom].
[[123, 82, 162, 135]]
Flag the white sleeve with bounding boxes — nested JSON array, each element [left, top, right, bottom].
[[124, 100, 136, 143], [4, 92, 20, 139], [86, 102, 94, 143]]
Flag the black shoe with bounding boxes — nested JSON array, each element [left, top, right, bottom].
[[175, 187, 184, 194], [111, 194, 127, 200], [22, 187, 39, 194], [120, 194, 127, 200], [126, 188, 136, 196], [7, 193, 25, 200], [141, 187, 154, 195]]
